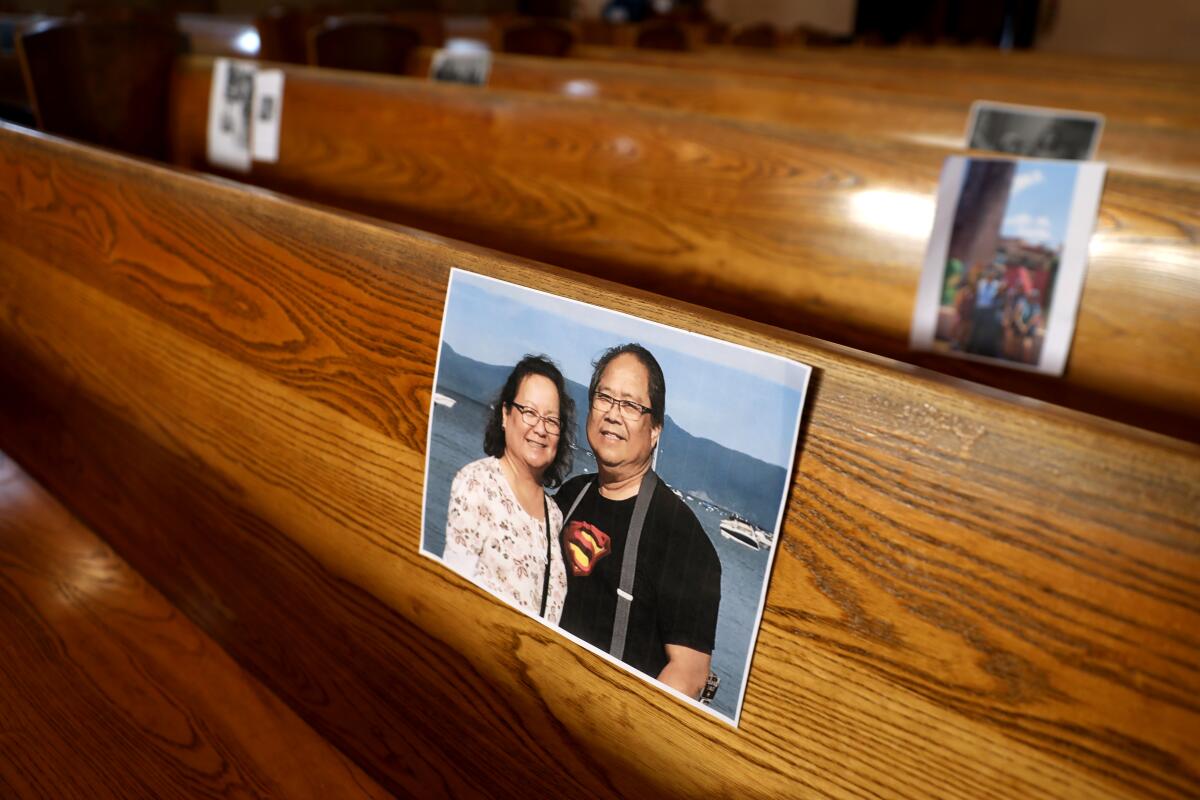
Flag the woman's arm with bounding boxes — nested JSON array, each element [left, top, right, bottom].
[[442, 467, 484, 577]]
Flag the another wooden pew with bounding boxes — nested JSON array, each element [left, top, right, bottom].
[[168, 15, 1198, 179], [570, 44, 1200, 129], [1, 123, 1198, 799], [165, 57, 1200, 442], [764, 42, 1200, 87], [0, 450, 389, 799], [407, 48, 1199, 181]]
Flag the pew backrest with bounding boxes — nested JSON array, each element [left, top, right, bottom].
[[728, 22, 780, 49], [569, 44, 1200, 129], [306, 16, 422, 75], [496, 16, 577, 57], [18, 17, 186, 160], [406, 48, 1200, 181], [634, 19, 693, 51]]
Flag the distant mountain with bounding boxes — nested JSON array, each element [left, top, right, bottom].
[[436, 344, 788, 528], [436, 344, 518, 409], [654, 417, 789, 531]]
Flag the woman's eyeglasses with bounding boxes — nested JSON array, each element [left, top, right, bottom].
[[510, 402, 562, 435]]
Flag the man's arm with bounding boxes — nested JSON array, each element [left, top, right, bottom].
[[658, 644, 711, 700]]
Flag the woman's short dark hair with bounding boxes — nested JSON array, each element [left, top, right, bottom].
[[483, 354, 575, 488], [588, 343, 666, 428]]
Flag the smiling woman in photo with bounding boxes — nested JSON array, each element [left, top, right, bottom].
[[443, 355, 576, 623]]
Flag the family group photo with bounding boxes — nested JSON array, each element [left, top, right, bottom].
[[420, 270, 811, 725], [911, 156, 1107, 376]]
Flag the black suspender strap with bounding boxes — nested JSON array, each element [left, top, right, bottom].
[[538, 494, 552, 618], [557, 472, 657, 661], [609, 469, 656, 661]]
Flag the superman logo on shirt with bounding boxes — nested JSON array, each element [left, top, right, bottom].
[[563, 520, 611, 576]]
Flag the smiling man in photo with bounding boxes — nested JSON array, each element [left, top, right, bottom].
[[555, 343, 721, 700]]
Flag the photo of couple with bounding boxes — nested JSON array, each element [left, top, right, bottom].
[[421, 270, 811, 725]]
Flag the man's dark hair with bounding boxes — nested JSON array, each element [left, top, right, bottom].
[[588, 343, 665, 428], [482, 354, 575, 488]]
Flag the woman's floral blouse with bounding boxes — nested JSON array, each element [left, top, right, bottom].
[[443, 457, 567, 623]]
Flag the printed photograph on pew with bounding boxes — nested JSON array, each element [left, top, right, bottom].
[[429, 39, 492, 87], [207, 57, 255, 171], [206, 58, 286, 171], [910, 156, 1107, 376], [420, 270, 811, 726], [966, 100, 1105, 161]]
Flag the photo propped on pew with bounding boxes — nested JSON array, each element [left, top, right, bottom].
[[421, 270, 810, 726], [911, 156, 1107, 375], [429, 39, 492, 86], [206, 57, 285, 170]]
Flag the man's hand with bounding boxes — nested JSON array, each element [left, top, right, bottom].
[[658, 644, 711, 700]]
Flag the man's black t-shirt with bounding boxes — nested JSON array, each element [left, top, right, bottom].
[[554, 473, 722, 680]]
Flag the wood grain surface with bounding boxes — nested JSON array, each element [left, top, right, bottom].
[[0, 451, 392, 799], [733, 42, 1200, 87], [167, 57, 1200, 442], [406, 49, 1200, 181], [570, 45, 1200, 129], [2, 125, 1198, 799]]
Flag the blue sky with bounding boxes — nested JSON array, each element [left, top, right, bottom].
[[999, 160, 1079, 249], [438, 271, 810, 469]]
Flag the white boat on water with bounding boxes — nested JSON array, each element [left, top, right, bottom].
[[719, 516, 761, 550], [433, 392, 457, 408]]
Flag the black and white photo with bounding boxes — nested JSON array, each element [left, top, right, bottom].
[[967, 101, 1104, 160], [429, 40, 492, 86]]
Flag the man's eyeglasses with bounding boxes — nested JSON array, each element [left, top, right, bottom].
[[509, 402, 562, 435], [591, 391, 651, 421]]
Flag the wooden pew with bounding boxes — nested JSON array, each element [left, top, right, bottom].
[[580, 18, 709, 51], [594, 38, 1200, 90], [766, 42, 1200, 87], [165, 57, 1200, 442], [491, 15, 577, 57], [569, 44, 1200, 130], [168, 15, 1198, 179], [307, 16, 423, 75], [407, 48, 1199, 181], [1, 123, 1198, 799], [0, 451, 389, 798]]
